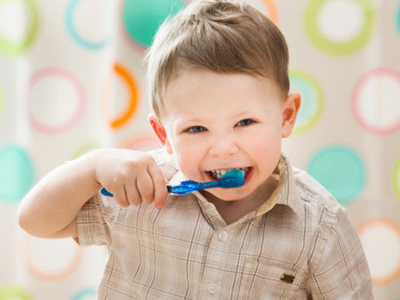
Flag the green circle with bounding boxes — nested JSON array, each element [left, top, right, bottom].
[[0, 145, 34, 203], [70, 141, 101, 160], [123, 0, 185, 48], [0, 285, 33, 300], [304, 0, 376, 56], [289, 70, 324, 134], [392, 157, 400, 202], [307, 146, 366, 204], [0, 0, 40, 56]]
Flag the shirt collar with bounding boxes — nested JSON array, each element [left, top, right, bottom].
[[256, 154, 304, 222]]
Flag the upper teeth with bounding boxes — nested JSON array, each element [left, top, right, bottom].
[[210, 168, 249, 179]]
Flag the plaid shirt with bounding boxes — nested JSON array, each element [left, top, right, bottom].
[[76, 150, 373, 299]]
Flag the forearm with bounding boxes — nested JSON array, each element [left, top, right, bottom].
[[18, 150, 102, 238]]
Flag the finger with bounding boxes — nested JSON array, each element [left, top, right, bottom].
[[136, 171, 154, 205], [148, 163, 168, 209], [125, 179, 141, 206], [111, 184, 130, 207]]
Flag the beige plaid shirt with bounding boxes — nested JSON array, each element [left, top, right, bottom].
[[76, 150, 373, 299]]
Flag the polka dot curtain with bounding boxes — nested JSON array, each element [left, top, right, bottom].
[[0, 0, 399, 299]]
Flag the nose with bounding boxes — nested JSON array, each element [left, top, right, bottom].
[[209, 136, 239, 158]]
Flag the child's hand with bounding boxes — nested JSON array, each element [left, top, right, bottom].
[[94, 149, 168, 209]]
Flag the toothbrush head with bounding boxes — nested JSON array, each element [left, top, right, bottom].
[[217, 169, 245, 188]]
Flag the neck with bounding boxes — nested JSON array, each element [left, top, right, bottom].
[[201, 176, 279, 225]]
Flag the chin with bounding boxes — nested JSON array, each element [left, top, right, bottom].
[[208, 188, 251, 201]]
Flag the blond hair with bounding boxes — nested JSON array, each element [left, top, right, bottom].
[[145, 0, 289, 118]]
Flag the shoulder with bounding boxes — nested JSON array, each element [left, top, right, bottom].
[[291, 166, 343, 226]]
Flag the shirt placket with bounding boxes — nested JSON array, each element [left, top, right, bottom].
[[198, 227, 232, 299]]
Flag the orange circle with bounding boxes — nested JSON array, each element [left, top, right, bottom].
[[20, 232, 83, 281], [357, 218, 400, 286], [103, 63, 140, 129], [261, 0, 278, 24]]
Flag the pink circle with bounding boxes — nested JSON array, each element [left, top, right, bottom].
[[352, 68, 400, 135], [121, 133, 161, 151], [27, 67, 85, 134], [19, 231, 83, 281]]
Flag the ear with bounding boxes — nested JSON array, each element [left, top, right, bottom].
[[281, 92, 301, 138], [148, 113, 173, 154]]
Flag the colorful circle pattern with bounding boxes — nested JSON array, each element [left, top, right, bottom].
[[304, 0, 376, 56], [66, 0, 109, 50], [28, 67, 86, 134], [307, 146, 366, 204], [393, 156, 400, 203], [397, 4, 400, 35], [0, 0, 39, 56], [0, 145, 34, 203], [289, 70, 324, 134], [71, 287, 97, 300], [102, 63, 140, 129], [0, 85, 3, 117], [20, 232, 83, 281], [0, 285, 33, 300], [122, 0, 185, 48], [358, 218, 400, 286], [352, 68, 400, 135]]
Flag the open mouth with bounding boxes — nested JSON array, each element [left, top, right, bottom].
[[207, 167, 251, 180]]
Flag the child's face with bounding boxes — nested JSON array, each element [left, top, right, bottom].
[[150, 69, 300, 201]]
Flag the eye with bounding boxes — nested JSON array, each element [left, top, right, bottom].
[[235, 119, 255, 127], [185, 126, 207, 133]]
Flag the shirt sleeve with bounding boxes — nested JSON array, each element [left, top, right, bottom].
[[308, 206, 374, 299], [74, 193, 113, 247]]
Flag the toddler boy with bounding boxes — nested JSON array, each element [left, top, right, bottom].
[[19, 0, 373, 299]]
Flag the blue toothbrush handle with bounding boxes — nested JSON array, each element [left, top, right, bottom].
[[167, 185, 195, 195], [167, 180, 219, 195], [101, 174, 240, 197]]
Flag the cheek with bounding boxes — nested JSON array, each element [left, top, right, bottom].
[[242, 131, 282, 164], [172, 139, 204, 177]]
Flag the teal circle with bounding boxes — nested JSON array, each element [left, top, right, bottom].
[[0, 285, 33, 300], [66, 0, 109, 50], [304, 0, 376, 56], [123, 0, 185, 48], [0, 145, 34, 203], [397, 4, 400, 35], [289, 70, 324, 134], [307, 146, 366, 204], [71, 287, 96, 300], [0, 0, 40, 56]]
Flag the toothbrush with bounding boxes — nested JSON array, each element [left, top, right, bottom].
[[167, 169, 245, 195], [100, 169, 245, 197]]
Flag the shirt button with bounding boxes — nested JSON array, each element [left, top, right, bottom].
[[218, 231, 228, 242], [207, 283, 218, 294]]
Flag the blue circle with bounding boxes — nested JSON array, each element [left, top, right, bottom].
[[307, 146, 366, 204], [0, 145, 34, 203], [70, 287, 96, 300], [66, 0, 109, 50]]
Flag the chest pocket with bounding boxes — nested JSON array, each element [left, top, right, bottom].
[[236, 261, 309, 300]]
